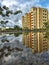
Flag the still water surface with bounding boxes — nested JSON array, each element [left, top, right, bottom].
[[0, 32, 49, 65]]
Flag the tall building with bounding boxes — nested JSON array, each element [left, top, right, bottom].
[[22, 13, 31, 30], [22, 32, 49, 53], [48, 13, 49, 20], [48, 13, 49, 24], [22, 7, 48, 30], [30, 7, 48, 29]]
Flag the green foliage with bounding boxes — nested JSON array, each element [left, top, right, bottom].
[[0, 10, 2, 15], [14, 33, 19, 37], [14, 10, 22, 15], [44, 32, 49, 39], [0, 5, 22, 28], [5, 21, 8, 24], [43, 22, 49, 29], [14, 25, 21, 30], [0, 20, 4, 24], [0, 20, 8, 27], [0, 6, 3, 15], [6, 10, 13, 16], [3, 6, 9, 10]]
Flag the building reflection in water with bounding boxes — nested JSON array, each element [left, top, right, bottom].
[[22, 32, 49, 53]]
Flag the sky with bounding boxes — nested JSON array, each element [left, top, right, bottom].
[[0, 0, 49, 27]]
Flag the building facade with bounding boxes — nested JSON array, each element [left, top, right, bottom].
[[22, 32, 49, 53], [22, 13, 31, 30], [22, 7, 48, 30]]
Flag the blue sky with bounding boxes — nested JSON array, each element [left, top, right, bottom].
[[0, 0, 49, 27]]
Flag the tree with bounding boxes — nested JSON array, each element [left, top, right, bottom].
[[14, 25, 20, 30], [0, 20, 8, 27], [0, 5, 22, 28], [44, 22, 49, 30]]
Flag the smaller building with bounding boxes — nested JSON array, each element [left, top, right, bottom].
[[22, 13, 31, 30]]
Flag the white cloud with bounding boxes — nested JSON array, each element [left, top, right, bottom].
[[6, 20, 15, 27], [34, 4, 42, 7], [2, 0, 19, 7], [18, 20, 22, 27]]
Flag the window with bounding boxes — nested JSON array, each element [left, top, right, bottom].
[[43, 10, 47, 12], [43, 10, 44, 12], [43, 16, 44, 18], [45, 14, 47, 15], [43, 13, 44, 15], [45, 10, 46, 12], [45, 17, 46, 18]]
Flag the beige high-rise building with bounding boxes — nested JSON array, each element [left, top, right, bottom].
[[22, 13, 31, 30], [48, 13, 49, 20], [48, 13, 49, 24], [22, 7, 48, 30], [30, 7, 48, 29]]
